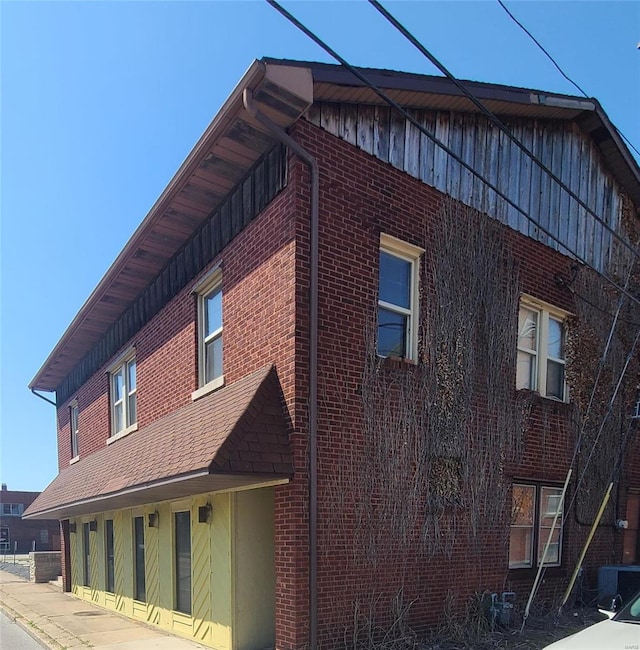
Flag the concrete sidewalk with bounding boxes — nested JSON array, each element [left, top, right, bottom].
[[0, 569, 206, 649]]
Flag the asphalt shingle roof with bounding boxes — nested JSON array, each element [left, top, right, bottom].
[[24, 365, 292, 519]]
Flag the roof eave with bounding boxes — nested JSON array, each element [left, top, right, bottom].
[[28, 60, 267, 392]]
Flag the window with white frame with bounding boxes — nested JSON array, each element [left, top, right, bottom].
[[70, 401, 79, 458], [110, 354, 137, 436], [1, 503, 24, 516], [509, 483, 564, 569], [196, 269, 223, 391], [516, 298, 568, 401], [377, 234, 423, 361]]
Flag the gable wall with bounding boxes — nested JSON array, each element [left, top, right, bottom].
[[287, 118, 637, 646]]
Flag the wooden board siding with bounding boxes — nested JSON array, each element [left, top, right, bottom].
[[146, 522, 160, 625], [65, 491, 263, 650], [306, 103, 624, 274]]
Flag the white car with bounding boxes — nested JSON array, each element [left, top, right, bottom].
[[543, 592, 640, 649]]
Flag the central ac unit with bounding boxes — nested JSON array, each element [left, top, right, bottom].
[[598, 565, 640, 604]]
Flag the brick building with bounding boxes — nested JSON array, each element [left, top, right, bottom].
[[1, 484, 60, 553], [24, 59, 640, 649]]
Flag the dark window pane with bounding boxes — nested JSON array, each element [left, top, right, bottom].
[[83, 523, 90, 587], [377, 307, 407, 358], [134, 516, 145, 602], [175, 512, 191, 615], [105, 520, 114, 593], [128, 393, 137, 426], [546, 360, 565, 400], [379, 251, 410, 309]]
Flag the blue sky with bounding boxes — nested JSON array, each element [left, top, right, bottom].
[[1, 1, 639, 491]]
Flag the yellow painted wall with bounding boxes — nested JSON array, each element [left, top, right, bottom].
[[67, 487, 274, 650], [233, 488, 275, 650]]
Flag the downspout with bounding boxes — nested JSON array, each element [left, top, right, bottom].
[[30, 388, 57, 407], [243, 89, 319, 650]]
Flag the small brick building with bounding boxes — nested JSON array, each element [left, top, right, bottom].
[[24, 60, 640, 649], [0, 485, 60, 553]]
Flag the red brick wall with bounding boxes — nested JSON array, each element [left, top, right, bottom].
[[285, 119, 640, 646]]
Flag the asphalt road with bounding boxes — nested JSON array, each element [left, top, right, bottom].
[[0, 611, 43, 649]]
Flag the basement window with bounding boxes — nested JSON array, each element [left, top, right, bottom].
[[509, 483, 564, 569]]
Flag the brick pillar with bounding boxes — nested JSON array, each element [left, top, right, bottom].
[[60, 520, 72, 592]]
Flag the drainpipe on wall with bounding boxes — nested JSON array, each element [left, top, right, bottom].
[[243, 89, 319, 650], [30, 388, 57, 407]]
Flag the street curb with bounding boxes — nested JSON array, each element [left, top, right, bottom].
[[0, 600, 60, 650]]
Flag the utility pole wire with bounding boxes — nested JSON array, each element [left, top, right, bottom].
[[497, 0, 589, 98], [369, 0, 640, 268], [497, 0, 640, 160], [266, 0, 640, 311]]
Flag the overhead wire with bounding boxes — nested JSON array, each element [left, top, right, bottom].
[[497, 0, 640, 161], [366, 0, 640, 539], [496, 0, 589, 98], [368, 0, 640, 275], [265, 0, 640, 312]]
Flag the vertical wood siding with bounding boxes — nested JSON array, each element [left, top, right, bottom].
[[146, 521, 160, 625], [192, 503, 212, 644], [90, 523, 100, 603], [113, 511, 128, 613], [306, 103, 624, 273]]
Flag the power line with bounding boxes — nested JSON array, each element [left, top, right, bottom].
[[367, 0, 640, 523], [497, 0, 640, 161], [265, 0, 640, 311], [497, 0, 589, 98], [368, 0, 640, 272]]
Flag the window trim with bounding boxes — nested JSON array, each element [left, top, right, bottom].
[[517, 296, 569, 402], [509, 481, 565, 570], [69, 399, 80, 463], [377, 233, 423, 363], [192, 267, 224, 400], [107, 348, 138, 440]]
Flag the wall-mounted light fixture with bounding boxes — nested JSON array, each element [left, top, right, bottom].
[[69, 522, 77, 534], [89, 520, 97, 532], [148, 511, 159, 528], [198, 503, 213, 524]]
